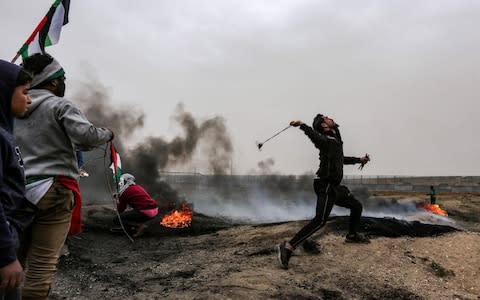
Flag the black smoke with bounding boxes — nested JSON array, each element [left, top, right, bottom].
[[126, 104, 233, 186], [257, 158, 275, 174], [71, 81, 233, 208]]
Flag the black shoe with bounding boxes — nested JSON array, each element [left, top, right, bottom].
[[277, 241, 292, 269], [345, 233, 370, 244]]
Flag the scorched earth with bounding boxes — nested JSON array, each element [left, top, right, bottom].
[[50, 191, 480, 300]]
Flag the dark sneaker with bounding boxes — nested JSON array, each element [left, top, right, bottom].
[[277, 241, 292, 269], [345, 233, 370, 244]]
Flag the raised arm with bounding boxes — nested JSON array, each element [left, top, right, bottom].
[[290, 120, 327, 149]]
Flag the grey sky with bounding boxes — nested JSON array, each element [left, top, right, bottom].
[[1, 0, 479, 176]]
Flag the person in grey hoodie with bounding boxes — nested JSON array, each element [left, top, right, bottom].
[[14, 53, 113, 300], [0, 59, 36, 300]]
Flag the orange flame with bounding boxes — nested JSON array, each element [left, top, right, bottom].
[[160, 203, 193, 228], [420, 204, 448, 216]]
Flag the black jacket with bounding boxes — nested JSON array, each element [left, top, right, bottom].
[[0, 60, 37, 268], [300, 123, 361, 185]]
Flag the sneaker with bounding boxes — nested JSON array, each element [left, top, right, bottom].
[[277, 241, 292, 269], [60, 244, 70, 257], [345, 233, 371, 244], [79, 168, 89, 177]]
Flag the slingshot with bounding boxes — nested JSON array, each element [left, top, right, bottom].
[[256, 125, 292, 151]]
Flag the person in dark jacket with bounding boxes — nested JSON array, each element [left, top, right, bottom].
[[15, 53, 113, 299], [0, 60, 36, 299], [277, 114, 370, 269], [111, 173, 159, 238]]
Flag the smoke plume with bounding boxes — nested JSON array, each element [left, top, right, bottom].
[[72, 81, 233, 206], [72, 82, 445, 224], [257, 158, 275, 174], [126, 104, 233, 186]]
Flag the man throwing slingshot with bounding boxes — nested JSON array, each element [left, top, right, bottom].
[[277, 114, 370, 269]]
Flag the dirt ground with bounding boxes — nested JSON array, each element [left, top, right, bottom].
[[50, 191, 480, 300]]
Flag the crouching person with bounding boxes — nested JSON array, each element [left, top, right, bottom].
[[14, 53, 113, 300], [112, 173, 159, 238]]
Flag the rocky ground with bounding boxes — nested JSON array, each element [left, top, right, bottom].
[[50, 191, 480, 300]]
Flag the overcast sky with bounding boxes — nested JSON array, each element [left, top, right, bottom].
[[1, 0, 479, 176]]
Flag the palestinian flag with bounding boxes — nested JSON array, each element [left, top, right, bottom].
[[109, 142, 122, 185], [18, 0, 70, 59]]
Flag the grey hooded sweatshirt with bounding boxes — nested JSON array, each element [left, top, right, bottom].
[[14, 89, 112, 180]]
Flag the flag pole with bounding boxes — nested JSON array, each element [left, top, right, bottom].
[[109, 142, 134, 243], [11, 12, 48, 64], [11, 0, 71, 64], [11, 53, 20, 64]]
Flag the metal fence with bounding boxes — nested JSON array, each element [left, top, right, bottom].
[[342, 175, 480, 186], [159, 173, 480, 193]]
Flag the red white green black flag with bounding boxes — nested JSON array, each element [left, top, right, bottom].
[[18, 0, 70, 59], [109, 142, 122, 185]]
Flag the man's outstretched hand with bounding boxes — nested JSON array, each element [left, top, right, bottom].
[[358, 154, 370, 170], [290, 120, 304, 127], [360, 155, 370, 164]]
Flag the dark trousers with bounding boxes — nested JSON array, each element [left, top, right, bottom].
[[0, 225, 20, 300], [76, 150, 84, 168], [0, 289, 20, 300], [113, 209, 152, 230], [289, 179, 363, 248]]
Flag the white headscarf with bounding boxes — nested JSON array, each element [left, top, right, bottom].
[[118, 173, 136, 196]]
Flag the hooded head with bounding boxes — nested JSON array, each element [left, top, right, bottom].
[[0, 60, 32, 132], [118, 173, 136, 196], [22, 53, 66, 97]]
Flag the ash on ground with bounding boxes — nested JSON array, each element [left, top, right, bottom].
[[49, 191, 480, 300]]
